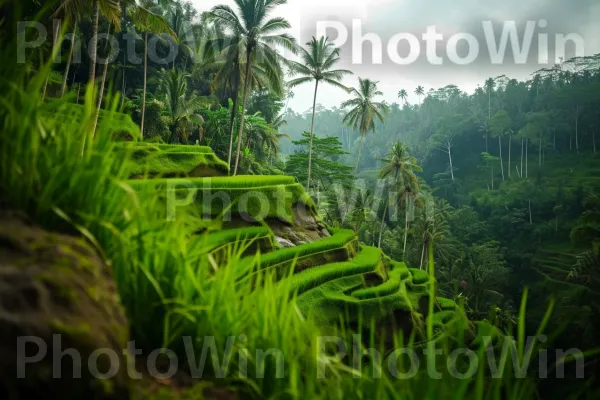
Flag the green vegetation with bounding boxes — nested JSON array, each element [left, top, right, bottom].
[[4, 0, 599, 399], [241, 229, 358, 273]]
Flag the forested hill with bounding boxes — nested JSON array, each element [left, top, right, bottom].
[[282, 55, 600, 374]]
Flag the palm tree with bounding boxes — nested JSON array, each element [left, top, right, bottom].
[[130, 2, 177, 138], [208, 0, 296, 176], [288, 36, 352, 189], [413, 198, 455, 271], [283, 89, 294, 115], [377, 141, 422, 248], [347, 189, 375, 233], [414, 85, 425, 105], [210, 41, 285, 170], [52, 0, 120, 90], [158, 69, 207, 143], [341, 78, 389, 177], [484, 77, 496, 151], [397, 89, 408, 106]]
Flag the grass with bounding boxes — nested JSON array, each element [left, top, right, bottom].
[[128, 176, 313, 223], [437, 297, 458, 311], [120, 142, 215, 154], [239, 229, 358, 274], [126, 152, 230, 177], [129, 175, 297, 189], [351, 268, 404, 300], [281, 245, 384, 295], [408, 268, 430, 284]]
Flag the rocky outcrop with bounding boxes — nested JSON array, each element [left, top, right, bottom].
[[0, 213, 130, 399]]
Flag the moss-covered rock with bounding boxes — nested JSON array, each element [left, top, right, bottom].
[[0, 213, 130, 399]]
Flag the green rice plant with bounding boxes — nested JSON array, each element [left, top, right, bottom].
[[198, 226, 273, 250], [239, 229, 358, 276], [408, 267, 430, 284], [351, 268, 404, 300], [119, 142, 214, 154], [129, 175, 297, 189], [128, 176, 312, 223], [126, 151, 230, 177], [437, 297, 458, 311], [47, 102, 140, 139], [282, 245, 384, 295]]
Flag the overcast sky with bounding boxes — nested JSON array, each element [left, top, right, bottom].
[[191, 0, 600, 113]]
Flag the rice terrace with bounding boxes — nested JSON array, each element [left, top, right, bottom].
[[1, 0, 599, 399]]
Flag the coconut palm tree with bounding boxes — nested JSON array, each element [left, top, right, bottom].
[[158, 69, 208, 143], [287, 36, 352, 189], [414, 85, 425, 105], [130, 1, 177, 138], [210, 41, 286, 170], [484, 77, 496, 151], [207, 0, 296, 176], [397, 89, 408, 106], [377, 141, 422, 248], [341, 78, 389, 176], [412, 198, 455, 271], [52, 0, 121, 90]]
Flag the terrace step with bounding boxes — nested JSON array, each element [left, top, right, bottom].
[[280, 245, 385, 296], [238, 229, 359, 277], [119, 142, 229, 178]]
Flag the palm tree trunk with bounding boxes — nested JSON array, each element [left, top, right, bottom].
[[89, 0, 100, 87], [120, 3, 127, 107], [354, 135, 365, 177], [227, 81, 240, 170], [575, 107, 579, 154], [307, 79, 319, 189], [508, 134, 511, 178], [92, 24, 112, 139], [525, 138, 528, 178], [447, 145, 455, 181], [403, 199, 410, 256], [40, 50, 48, 101], [520, 137, 524, 178], [377, 199, 388, 249], [61, 23, 77, 98], [233, 50, 254, 176], [539, 132, 542, 167], [498, 135, 505, 181], [140, 32, 148, 139], [41, 21, 61, 102]]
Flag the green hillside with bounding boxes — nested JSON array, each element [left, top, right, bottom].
[[124, 142, 466, 341]]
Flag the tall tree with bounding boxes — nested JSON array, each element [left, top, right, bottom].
[[341, 78, 389, 176], [484, 77, 496, 151], [208, 0, 296, 176], [488, 110, 512, 182], [130, 1, 177, 138], [53, 0, 121, 89], [378, 141, 422, 248], [288, 36, 352, 189], [398, 89, 408, 106], [415, 85, 425, 105], [158, 69, 207, 143]]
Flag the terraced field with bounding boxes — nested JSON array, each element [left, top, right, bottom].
[[126, 142, 464, 343]]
